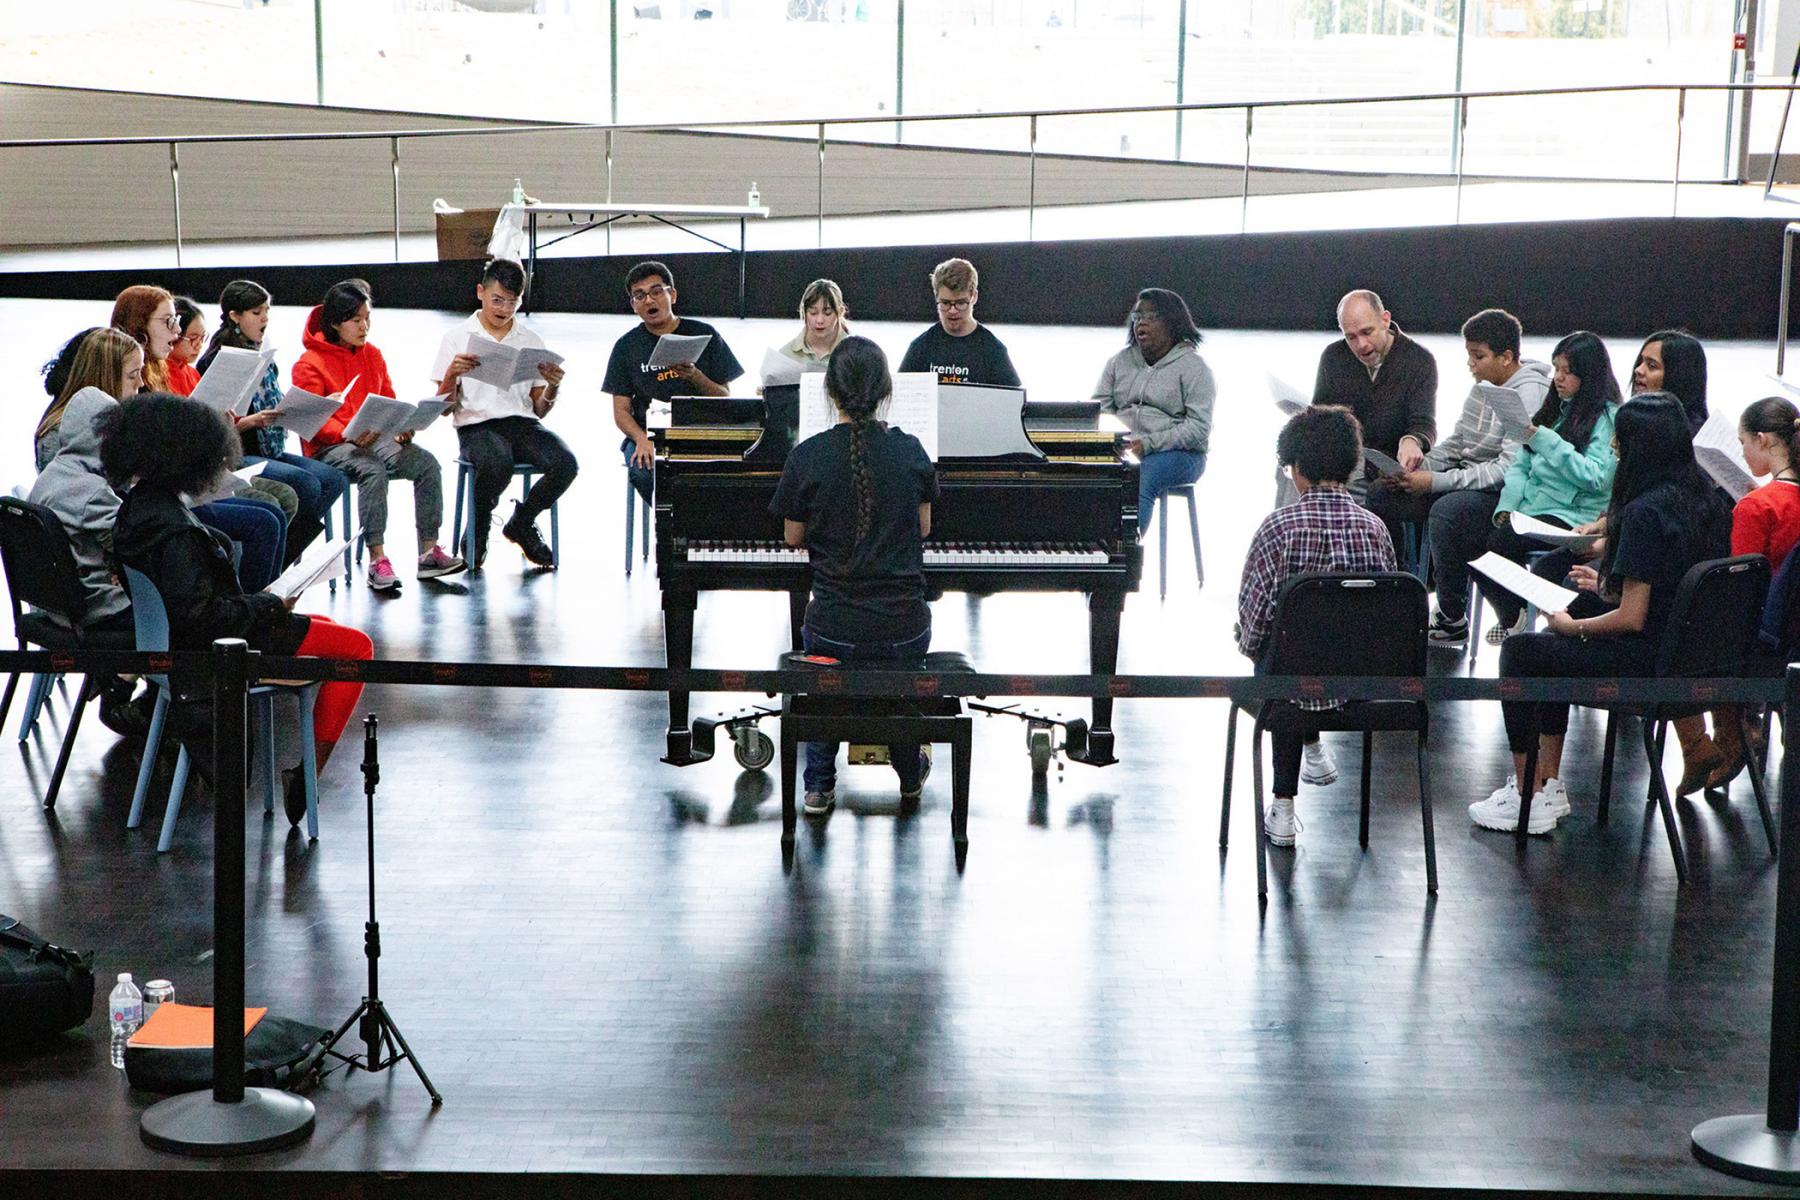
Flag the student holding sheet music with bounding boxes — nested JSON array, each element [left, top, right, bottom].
[[1365, 308, 1546, 643], [197, 281, 349, 564], [770, 337, 937, 816], [1092, 288, 1214, 534], [762, 278, 849, 388], [898, 258, 1021, 388], [1472, 393, 1730, 834], [1463, 330, 1620, 646], [1632, 329, 1709, 434], [294, 279, 464, 592], [432, 258, 576, 569], [1311, 289, 1437, 483], [111, 285, 180, 395], [604, 261, 743, 503], [36, 328, 140, 470], [102, 393, 373, 826]]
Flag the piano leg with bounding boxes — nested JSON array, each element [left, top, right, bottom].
[[788, 588, 807, 652], [1074, 589, 1124, 766], [662, 588, 701, 765]]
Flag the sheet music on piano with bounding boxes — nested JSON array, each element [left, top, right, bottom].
[[799, 372, 939, 459]]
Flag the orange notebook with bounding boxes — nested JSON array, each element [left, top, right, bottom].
[[127, 1003, 268, 1049]]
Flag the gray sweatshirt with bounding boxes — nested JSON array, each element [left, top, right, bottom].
[[1092, 341, 1214, 456], [27, 389, 127, 626], [1423, 359, 1552, 493]]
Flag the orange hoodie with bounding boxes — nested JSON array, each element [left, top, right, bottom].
[[291, 304, 396, 455]]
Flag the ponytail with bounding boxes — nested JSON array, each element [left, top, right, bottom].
[[824, 336, 894, 545], [201, 280, 273, 371], [1742, 396, 1800, 475]]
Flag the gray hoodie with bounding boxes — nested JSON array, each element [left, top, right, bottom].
[[1422, 359, 1552, 493], [1092, 340, 1214, 456], [26, 388, 127, 626]]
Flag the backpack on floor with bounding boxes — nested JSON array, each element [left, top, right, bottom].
[[0, 915, 96, 1048], [123, 1006, 329, 1095]]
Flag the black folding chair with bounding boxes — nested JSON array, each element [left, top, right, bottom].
[[1525, 554, 1774, 884], [1220, 572, 1435, 899], [0, 497, 133, 809]]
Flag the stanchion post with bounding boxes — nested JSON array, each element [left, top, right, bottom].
[[1692, 663, 1800, 1182], [139, 639, 315, 1157]]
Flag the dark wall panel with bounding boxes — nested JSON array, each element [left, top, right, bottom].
[[1, 217, 1785, 340]]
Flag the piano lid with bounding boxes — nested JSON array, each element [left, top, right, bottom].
[[938, 383, 1043, 461]]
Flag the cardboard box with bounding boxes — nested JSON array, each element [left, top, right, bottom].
[[435, 207, 501, 261]]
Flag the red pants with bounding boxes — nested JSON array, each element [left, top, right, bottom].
[[295, 614, 372, 746]]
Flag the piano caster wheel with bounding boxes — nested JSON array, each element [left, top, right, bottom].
[[733, 727, 774, 771], [1027, 726, 1053, 776]]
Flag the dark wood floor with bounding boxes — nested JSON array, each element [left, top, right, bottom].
[[1, 302, 1794, 1196]]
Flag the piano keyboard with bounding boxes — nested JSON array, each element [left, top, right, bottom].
[[681, 541, 1112, 566]]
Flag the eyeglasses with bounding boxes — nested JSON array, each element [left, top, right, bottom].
[[157, 314, 182, 332], [935, 297, 973, 312], [629, 284, 673, 304], [1131, 310, 1164, 324], [180, 330, 204, 346]]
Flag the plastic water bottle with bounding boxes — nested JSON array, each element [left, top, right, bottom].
[[109, 973, 143, 1070], [747, 180, 760, 209], [511, 178, 525, 205]]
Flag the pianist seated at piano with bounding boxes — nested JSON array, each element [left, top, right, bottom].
[[762, 278, 849, 387], [769, 336, 938, 817], [1092, 288, 1215, 534], [603, 260, 744, 502]]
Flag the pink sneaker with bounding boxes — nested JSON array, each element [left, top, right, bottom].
[[415, 544, 467, 580], [366, 556, 401, 591]]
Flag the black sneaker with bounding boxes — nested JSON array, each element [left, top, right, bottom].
[[468, 521, 489, 572], [502, 503, 554, 568], [98, 678, 152, 738], [280, 767, 307, 828], [1427, 611, 1469, 646]]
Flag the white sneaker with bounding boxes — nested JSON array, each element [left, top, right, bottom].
[[1301, 740, 1338, 786], [1534, 778, 1572, 823], [1265, 796, 1302, 846], [1468, 775, 1559, 834]]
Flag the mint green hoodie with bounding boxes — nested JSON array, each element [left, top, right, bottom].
[[1495, 401, 1618, 528]]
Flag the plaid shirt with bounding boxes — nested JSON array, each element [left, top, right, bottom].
[[1236, 485, 1398, 686]]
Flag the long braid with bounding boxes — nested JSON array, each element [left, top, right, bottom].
[[850, 417, 875, 544], [825, 336, 894, 547]]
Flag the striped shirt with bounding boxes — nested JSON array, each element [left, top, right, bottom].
[[1236, 485, 1397, 706]]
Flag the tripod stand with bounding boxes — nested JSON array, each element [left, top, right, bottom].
[[320, 714, 442, 1106]]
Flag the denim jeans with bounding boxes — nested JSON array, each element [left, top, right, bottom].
[[1137, 448, 1207, 534], [801, 624, 932, 795]]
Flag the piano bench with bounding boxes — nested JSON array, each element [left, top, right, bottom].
[[777, 650, 974, 850]]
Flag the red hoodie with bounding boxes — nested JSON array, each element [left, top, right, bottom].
[[291, 304, 396, 456], [165, 359, 200, 397]]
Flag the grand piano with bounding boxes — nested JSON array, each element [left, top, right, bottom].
[[651, 383, 1142, 767]]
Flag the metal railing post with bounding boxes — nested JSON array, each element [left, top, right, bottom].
[[1454, 95, 1468, 224], [168, 141, 183, 269], [1240, 106, 1253, 234], [817, 122, 826, 250], [390, 136, 401, 263], [1028, 114, 1038, 242], [605, 128, 614, 255], [1673, 87, 1687, 217]]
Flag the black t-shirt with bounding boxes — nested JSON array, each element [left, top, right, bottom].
[[602, 317, 744, 428], [1608, 479, 1730, 653], [770, 422, 939, 643], [897, 324, 1021, 387]]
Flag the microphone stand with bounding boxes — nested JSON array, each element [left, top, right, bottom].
[[319, 714, 441, 1105]]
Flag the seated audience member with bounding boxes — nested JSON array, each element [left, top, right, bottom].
[[1092, 288, 1214, 534], [163, 296, 205, 396], [763, 277, 850, 385], [37, 328, 141, 469], [1471, 392, 1730, 834], [770, 336, 937, 816], [103, 392, 374, 824], [1469, 331, 1620, 647], [1368, 308, 1547, 642], [1312, 289, 1437, 484], [1236, 406, 1398, 848], [432, 258, 576, 570], [1633, 329, 1708, 433], [198, 280, 348, 563], [898, 257, 1021, 388], [293, 278, 465, 591], [1693, 397, 1800, 789], [112, 285, 180, 395], [27, 388, 148, 736], [604, 260, 744, 503]]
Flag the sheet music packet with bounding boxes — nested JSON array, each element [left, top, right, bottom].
[[342, 395, 449, 464], [646, 332, 712, 370], [798, 372, 939, 461], [188, 462, 267, 506], [1474, 382, 1533, 439], [190, 346, 278, 417], [274, 386, 347, 442], [1363, 448, 1405, 478], [1469, 551, 1579, 615], [264, 538, 351, 603], [1266, 373, 1308, 417], [1510, 513, 1601, 552], [760, 346, 823, 389], [1693, 418, 1759, 500], [461, 334, 564, 389]]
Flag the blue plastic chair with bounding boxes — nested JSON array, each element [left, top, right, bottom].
[[121, 568, 322, 852], [451, 459, 561, 567]]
